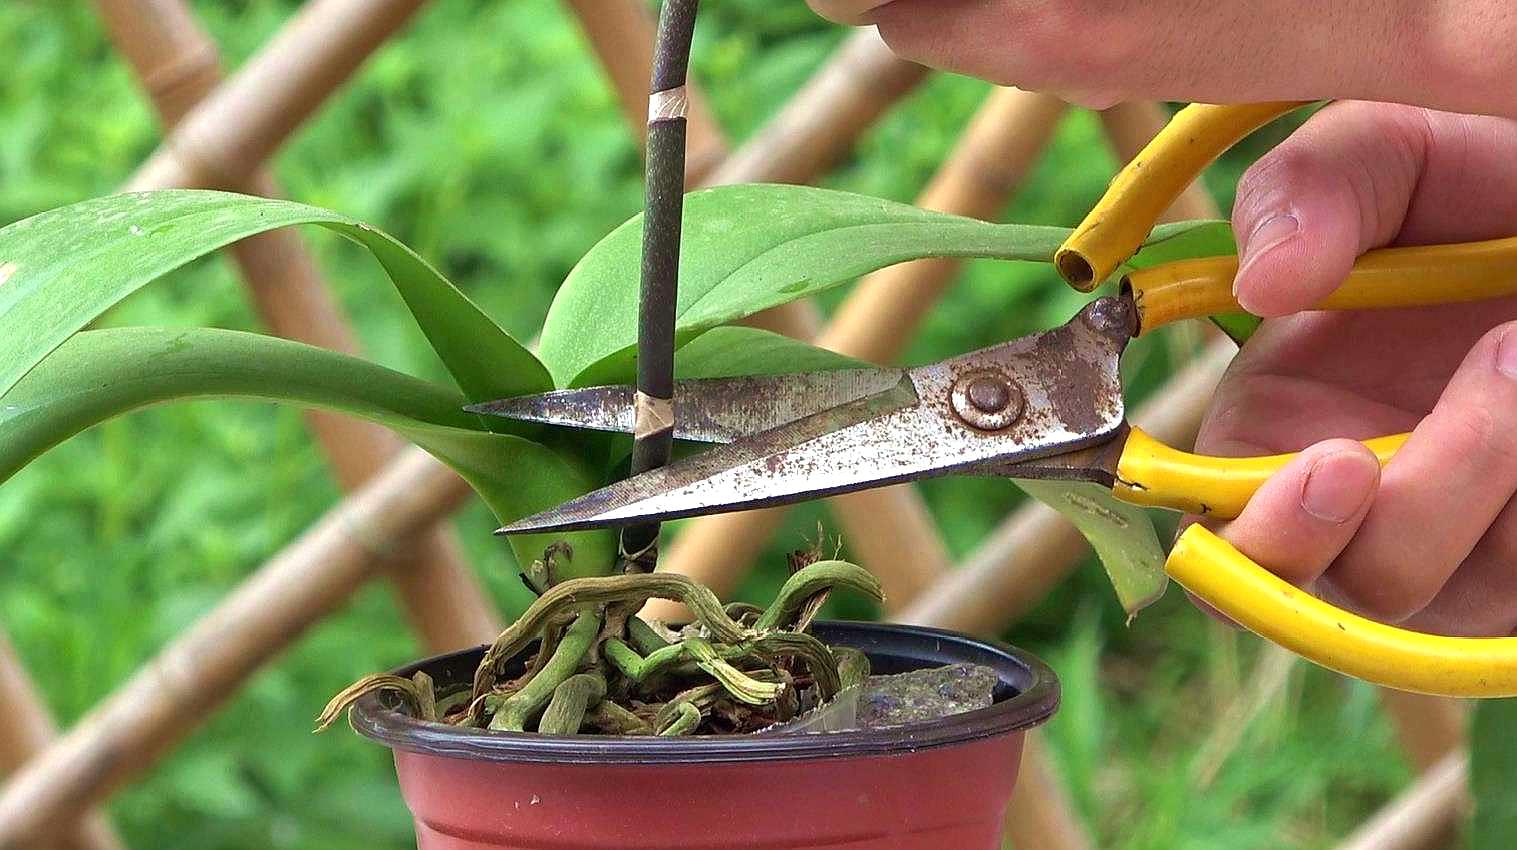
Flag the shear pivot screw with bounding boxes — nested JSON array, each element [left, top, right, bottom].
[[1083, 295, 1137, 339], [952, 371, 1023, 431]]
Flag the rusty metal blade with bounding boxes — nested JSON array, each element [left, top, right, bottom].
[[498, 299, 1132, 535], [467, 369, 906, 443]]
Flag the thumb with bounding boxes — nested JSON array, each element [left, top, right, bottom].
[[1230, 102, 1427, 317], [1215, 438, 1381, 589]]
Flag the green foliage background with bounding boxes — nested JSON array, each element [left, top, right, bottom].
[[0, 2, 1415, 848]]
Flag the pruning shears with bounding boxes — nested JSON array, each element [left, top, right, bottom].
[[478, 102, 1517, 698]]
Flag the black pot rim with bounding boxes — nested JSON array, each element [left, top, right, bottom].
[[349, 620, 1059, 765]]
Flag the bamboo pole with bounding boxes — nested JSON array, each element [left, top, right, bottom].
[[648, 88, 1068, 618], [1379, 690, 1467, 772], [0, 635, 125, 850], [560, 0, 725, 183], [704, 29, 928, 187], [1330, 751, 1468, 850], [1190, 644, 1297, 788], [99, 0, 501, 649], [124, 0, 428, 192], [0, 451, 473, 846]]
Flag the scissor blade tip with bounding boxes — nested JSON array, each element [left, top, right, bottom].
[[496, 511, 596, 535], [465, 399, 519, 416], [496, 519, 548, 535]]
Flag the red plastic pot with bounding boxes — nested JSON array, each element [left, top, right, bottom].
[[350, 621, 1058, 849]]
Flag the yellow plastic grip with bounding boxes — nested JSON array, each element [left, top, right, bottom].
[[1056, 101, 1307, 291], [1113, 426, 1407, 518], [1167, 524, 1517, 697], [1126, 236, 1517, 333]]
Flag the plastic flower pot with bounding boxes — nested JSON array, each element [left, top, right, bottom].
[[350, 621, 1058, 850]]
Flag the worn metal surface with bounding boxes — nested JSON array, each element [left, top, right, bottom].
[[468, 369, 907, 444], [499, 298, 1131, 534]]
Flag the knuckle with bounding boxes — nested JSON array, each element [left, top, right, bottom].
[[1321, 567, 1438, 624], [1232, 149, 1321, 228]]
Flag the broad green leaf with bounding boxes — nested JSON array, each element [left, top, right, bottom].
[[1470, 698, 1517, 850], [0, 190, 550, 406], [1123, 219, 1233, 269], [539, 184, 1236, 387], [540, 185, 1071, 387], [1208, 313, 1264, 344], [0, 327, 614, 577], [675, 326, 869, 378], [570, 324, 870, 388], [1015, 480, 1167, 620]]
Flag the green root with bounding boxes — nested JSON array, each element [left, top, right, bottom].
[[327, 554, 886, 738], [472, 572, 749, 697], [754, 561, 882, 631], [489, 611, 601, 732], [538, 673, 608, 734], [657, 701, 702, 736], [586, 699, 651, 735]]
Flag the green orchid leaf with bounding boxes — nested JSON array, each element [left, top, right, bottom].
[[1208, 312, 1264, 345], [675, 326, 869, 378], [0, 327, 614, 577], [0, 191, 550, 408], [1122, 219, 1234, 270], [569, 324, 870, 389], [1018, 220, 1238, 613], [539, 184, 1235, 387], [1015, 480, 1168, 620], [540, 185, 1067, 387]]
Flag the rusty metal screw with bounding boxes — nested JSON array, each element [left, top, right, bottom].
[[951, 371, 1023, 431], [1082, 294, 1138, 339]]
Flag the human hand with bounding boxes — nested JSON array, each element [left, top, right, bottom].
[[1195, 102, 1517, 635], [806, 1, 1516, 116]]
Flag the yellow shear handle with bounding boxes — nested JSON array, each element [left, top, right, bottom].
[[1056, 101, 1307, 290], [1169, 525, 1517, 697], [1113, 426, 1405, 518], [1126, 239, 1517, 333]]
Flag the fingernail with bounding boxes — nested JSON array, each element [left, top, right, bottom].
[[1300, 449, 1378, 523], [1497, 328, 1517, 380], [1234, 212, 1301, 297]]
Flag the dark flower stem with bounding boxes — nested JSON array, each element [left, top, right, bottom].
[[621, 0, 698, 573]]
